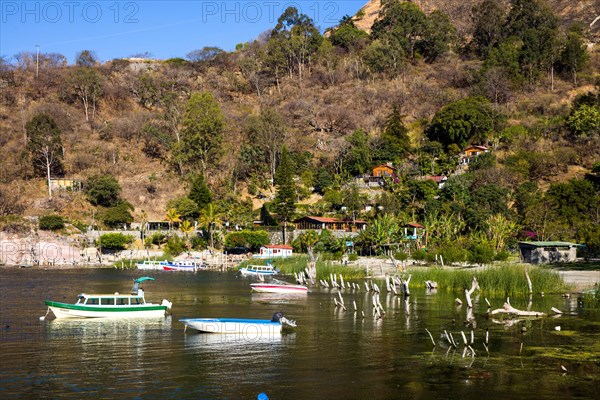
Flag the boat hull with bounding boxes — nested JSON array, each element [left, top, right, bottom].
[[45, 301, 168, 319], [180, 318, 282, 334], [250, 283, 308, 294]]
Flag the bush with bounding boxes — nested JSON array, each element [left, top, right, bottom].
[[150, 232, 167, 246], [348, 253, 359, 261], [224, 230, 270, 252], [102, 201, 134, 229], [165, 235, 186, 257], [85, 174, 122, 207], [468, 243, 495, 265], [39, 215, 64, 231], [98, 233, 131, 251]]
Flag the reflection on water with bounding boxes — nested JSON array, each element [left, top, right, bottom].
[[1, 268, 599, 399]]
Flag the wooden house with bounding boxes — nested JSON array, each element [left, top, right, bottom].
[[460, 145, 489, 165], [372, 163, 396, 178], [293, 216, 367, 232], [518, 241, 579, 264]]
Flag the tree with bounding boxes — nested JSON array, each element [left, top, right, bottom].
[[244, 108, 287, 181], [39, 215, 64, 230], [343, 129, 372, 176], [313, 168, 334, 195], [198, 203, 224, 249], [75, 50, 98, 67], [371, 1, 428, 62], [329, 18, 369, 51], [471, 0, 506, 58], [165, 208, 182, 232], [557, 29, 588, 85], [418, 10, 456, 63], [167, 197, 200, 221], [25, 113, 64, 199], [175, 92, 225, 177], [98, 233, 130, 251], [179, 220, 195, 245], [272, 146, 296, 243], [188, 174, 212, 210], [567, 104, 600, 137], [67, 67, 102, 123], [84, 175, 121, 207], [102, 201, 134, 229], [268, 6, 323, 82], [186, 46, 224, 66], [374, 106, 411, 164], [426, 97, 495, 149]]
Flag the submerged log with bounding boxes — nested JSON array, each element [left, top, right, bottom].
[[490, 298, 545, 317]]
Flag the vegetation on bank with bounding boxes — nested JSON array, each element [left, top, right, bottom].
[[0, 0, 598, 263]]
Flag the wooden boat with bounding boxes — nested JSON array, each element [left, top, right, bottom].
[[239, 264, 278, 276], [250, 281, 309, 294], [180, 312, 296, 334], [43, 277, 172, 319]]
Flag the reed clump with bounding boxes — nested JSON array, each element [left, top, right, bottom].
[[262, 256, 366, 280], [407, 264, 569, 295]]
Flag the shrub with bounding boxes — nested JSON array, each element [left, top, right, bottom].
[[224, 230, 270, 252], [102, 201, 134, 229], [39, 214, 65, 230], [150, 232, 167, 246], [348, 253, 359, 261], [468, 243, 495, 264], [85, 174, 122, 207], [165, 235, 186, 257], [98, 233, 131, 251]]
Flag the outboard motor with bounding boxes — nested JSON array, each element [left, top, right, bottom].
[[272, 311, 297, 327]]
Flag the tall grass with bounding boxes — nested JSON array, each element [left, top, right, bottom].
[[407, 264, 569, 295], [246, 256, 367, 280]]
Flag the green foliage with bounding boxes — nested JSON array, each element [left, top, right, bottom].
[[467, 242, 495, 264], [98, 233, 131, 251], [102, 201, 134, 229], [164, 235, 186, 257], [167, 196, 200, 220], [343, 129, 373, 176], [272, 146, 296, 224], [567, 104, 600, 137], [224, 230, 270, 252], [374, 106, 411, 164], [25, 113, 64, 178], [175, 91, 225, 176], [329, 19, 369, 50], [39, 214, 65, 231], [471, 0, 505, 58], [313, 168, 333, 195], [149, 232, 167, 246], [85, 174, 122, 207], [75, 50, 98, 67], [426, 97, 495, 149]]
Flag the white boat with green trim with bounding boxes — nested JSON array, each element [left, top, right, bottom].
[[43, 277, 172, 319]]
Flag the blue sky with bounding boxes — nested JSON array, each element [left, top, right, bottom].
[[1, 1, 367, 63]]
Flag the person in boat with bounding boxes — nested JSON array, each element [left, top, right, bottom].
[[271, 311, 284, 322]]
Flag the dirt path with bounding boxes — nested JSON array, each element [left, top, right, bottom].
[[558, 270, 600, 291]]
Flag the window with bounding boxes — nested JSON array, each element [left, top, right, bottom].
[[101, 298, 115, 305]]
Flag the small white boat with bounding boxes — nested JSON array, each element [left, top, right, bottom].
[[180, 312, 296, 334], [135, 260, 169, 270], [239, 264, 278, 276], [250, 281, 309, 294], [43, 277, 172, 319], [162, 260, 205, 272]]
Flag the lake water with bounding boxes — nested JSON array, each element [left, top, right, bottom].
[[1, 268, 598, 399]]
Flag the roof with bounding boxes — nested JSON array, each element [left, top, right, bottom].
[[294, 216, 368, 224], [406, 222, 424, 228], [464, 145, 488, 151], [263, 245, 293, 250], [518, 241, 580, 247], [425, 175, 447, 183]]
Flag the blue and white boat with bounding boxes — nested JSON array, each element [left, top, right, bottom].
[[239, 264, 278, 277], [180, 312, 296, 334]]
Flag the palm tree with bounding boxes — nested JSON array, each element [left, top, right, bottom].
[[179, 219, 195, 239], [165, 208, 181, 232], [198, 204, 224, 250]]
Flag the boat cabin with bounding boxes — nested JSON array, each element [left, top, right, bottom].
[[76, 293, 146, 306]]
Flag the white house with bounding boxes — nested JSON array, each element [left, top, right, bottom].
[[255, 245, 293, 259]]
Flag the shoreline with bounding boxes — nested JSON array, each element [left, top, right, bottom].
[[3, 262, 599, 292]]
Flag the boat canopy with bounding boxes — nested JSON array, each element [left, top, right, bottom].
[[132, 277, 155, 294], [135, 277, 155, 283]]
